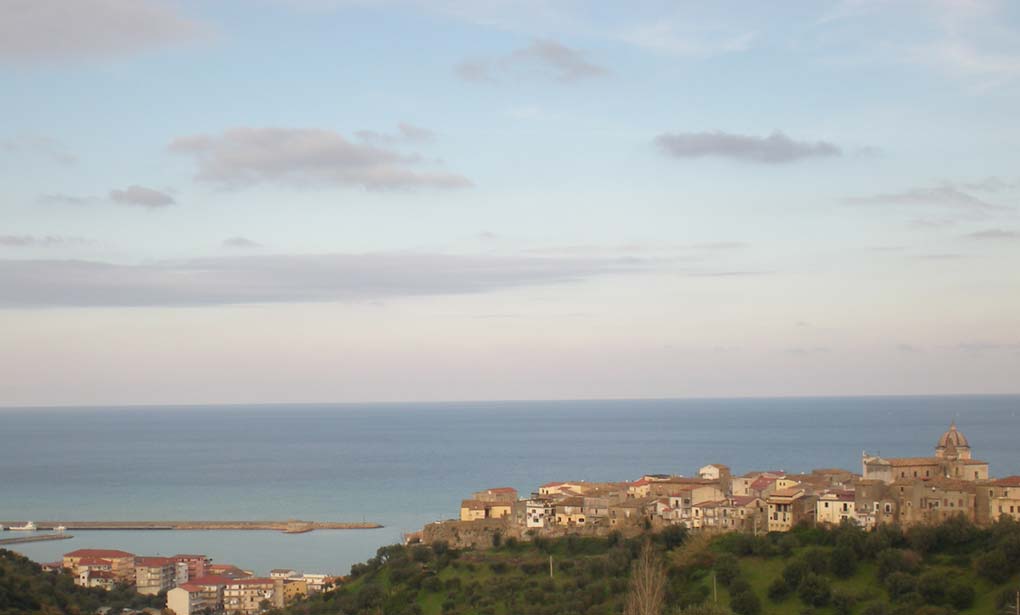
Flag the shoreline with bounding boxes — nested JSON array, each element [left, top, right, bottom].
[[0, 521, 382, 532]]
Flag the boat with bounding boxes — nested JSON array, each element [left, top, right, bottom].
[[9, 522, 37, 531], [54, 525, 67, 532]]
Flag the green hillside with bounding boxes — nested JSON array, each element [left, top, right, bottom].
[[0, 549, 163, 615], [279, 517, 1020, 615]]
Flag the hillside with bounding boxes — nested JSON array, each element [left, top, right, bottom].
[[278, 517, 1020, 615], [0, 549, 162, 615]]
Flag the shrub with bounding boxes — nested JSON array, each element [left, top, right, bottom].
[[778, 534, 800, 557], [714, 554, 740, 586], [659, 524, 689, 550], [860, 602, 889, 615], [801, 548, 829, 574], [832, 589, 856, 615], [976, 548, 1010, 584], [831, 544, 857, 578], [884, 572, 917, 602], [730, 590, 761, 615], [782, 559, 808, 588], [767, 577, 790, 602], [946, 582, 975, 610], [916, 570, 947, 605], [797, 573, 832, 607]]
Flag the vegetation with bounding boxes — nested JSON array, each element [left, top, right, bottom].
[[275, 516, 1020, 615], [0, 549, 164, 615]]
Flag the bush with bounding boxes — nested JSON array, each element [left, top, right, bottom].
[[797, 573, 832, 607], [860, 602, 889, 615], [767, 577, 790, 602], [730, 589, 761, 615], [977, 548, 1011, 584], [831, 544, 857, 578], [801, 548, 829, 574], [778, 534, 800, 557], [782, 559, 808, 588], [832, 589, 856, 615], [659, 524, 689, 550], [714, 554, 740, 586], [917, 570, 947, 605], [884, 572, 917, 602], [946, 582, 975, 610]]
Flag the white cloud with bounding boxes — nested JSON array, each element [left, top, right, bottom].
[[0, 0, 208, 63], [655, 131, 842, 164], [169, 127, 471, 191], [457, 39, 607, 84], [109, 185, 176, 208]]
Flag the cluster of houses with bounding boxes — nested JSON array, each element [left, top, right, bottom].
[[48, 549, 336, 615], [458, 423, 1020, 535]]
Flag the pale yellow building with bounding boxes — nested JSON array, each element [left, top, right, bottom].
[[815, 490, 856, 526], [988, 476, 1020, 522]]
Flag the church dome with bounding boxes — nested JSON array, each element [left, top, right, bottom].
[[937, 422, 969, 449]]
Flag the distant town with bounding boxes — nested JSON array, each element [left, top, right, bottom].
[[414, 422, 1020, 548], [25, 549, 338, 615]]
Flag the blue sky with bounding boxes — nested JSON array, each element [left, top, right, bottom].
[[1, 0, 1019, 405]]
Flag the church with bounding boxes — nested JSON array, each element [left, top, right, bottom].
[[862, 422, 990, 484]]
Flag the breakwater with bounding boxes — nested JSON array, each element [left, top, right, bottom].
[[0, 521, 381, 533], [0, 534, 74, 545]]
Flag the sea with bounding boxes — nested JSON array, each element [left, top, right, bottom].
[[1, 396, 1018, 576]]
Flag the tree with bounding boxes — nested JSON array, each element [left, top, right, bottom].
[[730, 590, 761, 615], [624, 541, 666, 615], [946, 582, 975, 610], [977, 549, 1010, 584], [830, 545, 857, 578], [767, 577, 790, 602], [782, 559, 808, 588], [797, 573, 831, 607], [714, 554, 740, 586]]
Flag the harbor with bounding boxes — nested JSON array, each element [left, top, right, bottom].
[[0, 533, 74, 546], [0, 520, 381, 533]]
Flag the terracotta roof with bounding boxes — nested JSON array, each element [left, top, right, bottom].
[[188, 575, 236, 586], [228, 578, 275, 586], [177, 583, 205, 592], [88, 570, 116, 579], [937, 422, 969, 448], [461, 499, 486, 509], [556, 496, 584, 507], [481, 487, 516, 494], [769, 487, 807, 499], [136, 557, 173, 567], [630, 479, 649, 487], [886, 457, 941, 467], [958, 459, 988, 465], [65, 549, 134, 559], [994, 476, 1020, 487], [173, 554, 208, 560], [750, 476, 776, 490], [540, 481, 566, 488], [76, 557, 112, 566], [731, 495, 760, 506]]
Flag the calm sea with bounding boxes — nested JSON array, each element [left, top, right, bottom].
[[1, 396, 1018, 575]]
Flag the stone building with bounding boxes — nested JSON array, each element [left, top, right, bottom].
[[862, 422, 989, 484]]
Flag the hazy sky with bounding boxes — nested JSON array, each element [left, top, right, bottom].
[[2, 0, 1019, 406]]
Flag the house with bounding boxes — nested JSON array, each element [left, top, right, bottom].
[[608, 497, 653, 526], [471, 487, 518, 503], [554, 496, 586, 526], [863, 423, 990, 484], [730, 495, 767, 533], [223, 578, 276, 615], [989, 476, 1020, 522], [167, 583, 219, 615], [135, 557, 176, 595], [79, 569, 116, 590], [854, 479, 898, 529], [892, 477, 979, 525], [816, 490, 856, 526], [273, 578, 308, 607], [767, 488, 816, 532], [460, 498, 512, 521], [270, 569, 299, 579], [523, 499, 550, 528], [172, 554, 212, 584], [63, 549, 136, 583], [300, 574, 334, 594]]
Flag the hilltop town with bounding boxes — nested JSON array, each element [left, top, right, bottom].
[[417, 422, 1020, 548], [37, 548, 337, 615]]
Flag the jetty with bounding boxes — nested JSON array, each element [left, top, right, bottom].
[[0, 534, 74, 546], [0, 521, 381, 533]]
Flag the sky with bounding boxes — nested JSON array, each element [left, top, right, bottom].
[[1, 0, 1019, 406]]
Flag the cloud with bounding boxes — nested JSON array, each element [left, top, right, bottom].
[[654, 131, 842, 164], [457, 39, 607, 83], [959, 176, 1019, 192], [0, 235, 89, 247], [966, 228, 1019, 240], [37, 193, 97, 206], [617, 22, 754, 57], [222, 236, 263, 249], [169, 127, 471, 191], [355, 123, 436, 145], [1, 135, 76, 164], [0, 0, 208, 63], [0, 252, 646, 308], [845, 184, 1010, 211], [109, 185, 176, 208]]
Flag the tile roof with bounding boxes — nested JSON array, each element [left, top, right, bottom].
[[460, 499, 486, 509], [731, 495, 760, 506], [188, 575, 236, 586], [481, 487, 517, 494], [75, 558, 113, 566], [176, 583, 205, 592], [994, 476, 1020, 487], [136, 557, 173, 567], [886, 457, 941, 466]]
